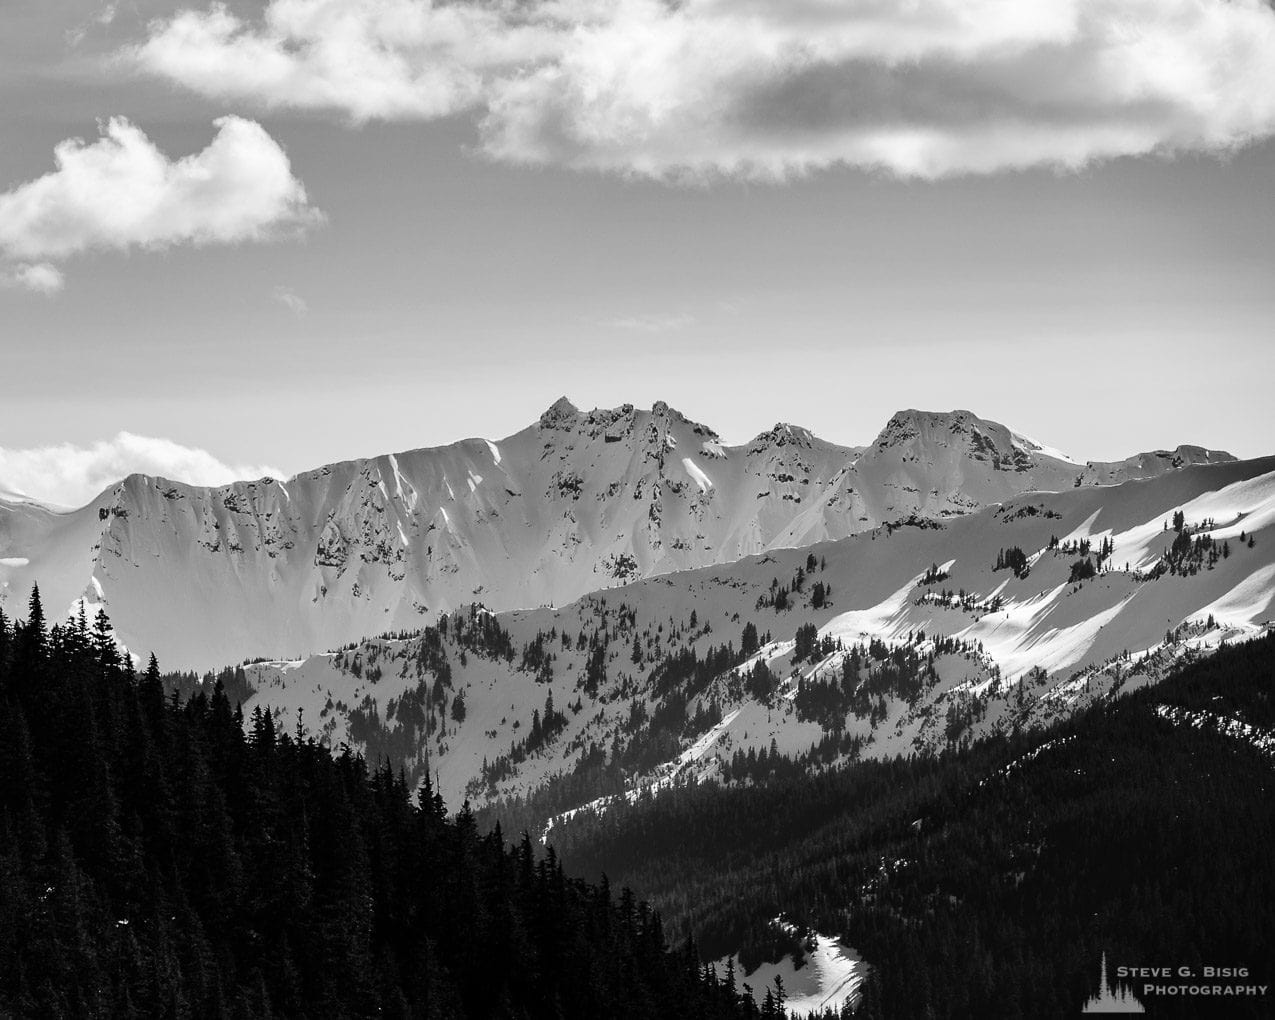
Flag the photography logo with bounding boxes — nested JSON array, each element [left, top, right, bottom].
[[1083, 953, 1145, 1014]]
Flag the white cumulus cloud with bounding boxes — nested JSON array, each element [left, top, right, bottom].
[[0, 433, 286, 509], [129, 0, 564, 122], [0, 116, 322, 289], [128, 0, 1275, 181]]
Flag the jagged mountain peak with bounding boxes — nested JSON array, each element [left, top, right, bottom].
[[537, 399, 723, 451], [538, 395, 581, 428], [644, 401, 721, 443], [749, 422, 822, 452]]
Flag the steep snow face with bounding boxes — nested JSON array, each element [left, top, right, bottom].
[[0, 486, 118, 623], [1192, 564, 1275, 630], [0, 401, 1243, 668]]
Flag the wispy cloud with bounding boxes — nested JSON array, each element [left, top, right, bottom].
[[273, 285, 309, 315], [0, 116, 322, 290], [67, 3, 118, 48], [601, 312, 696, 333], [0, 433, 285, 509], [0, 262, 64, 295], [127, 0, 1275, 181]]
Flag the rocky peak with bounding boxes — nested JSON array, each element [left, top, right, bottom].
[[874, 409, 964, 447], [1140, 445, 1235, 467], [538, 396, 580, 429], [747, 422, 817, 455]]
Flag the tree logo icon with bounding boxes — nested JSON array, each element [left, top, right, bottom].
[[1082, 953, 1145, 1013]]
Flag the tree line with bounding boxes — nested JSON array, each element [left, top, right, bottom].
[[0, 586, 758, 1019]]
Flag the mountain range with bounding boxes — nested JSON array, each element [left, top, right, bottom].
[[0, 401, 1235, 670]]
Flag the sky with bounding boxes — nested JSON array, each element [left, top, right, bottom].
[[1, 0, 1274, 507]]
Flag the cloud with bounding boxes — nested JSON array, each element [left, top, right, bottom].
[[273, 284, 308, 315], [67, 4, 118, 47], [0, 432, 285, 509], [601, 312, 695, 332], [0, 116, 322, 288], [130, 0, 563, 122], [0, 262, 64, 295], [128, 0, 1275, 181]]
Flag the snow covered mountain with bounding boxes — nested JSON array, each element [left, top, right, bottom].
[[238, 456, 1275, 811], [0, 400, 1234, 669]]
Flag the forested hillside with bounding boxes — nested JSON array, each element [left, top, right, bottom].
[[545, 635, 1275, 1018], [0, 586, 753, 1019]]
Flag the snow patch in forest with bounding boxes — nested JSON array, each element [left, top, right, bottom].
[[1154, 704, 1275, 761], [715, 919, 868, 1017]]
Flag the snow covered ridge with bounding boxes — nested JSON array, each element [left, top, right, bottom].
[[1153, 704, 1275, 761], [0, 401, 1250, 669]]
